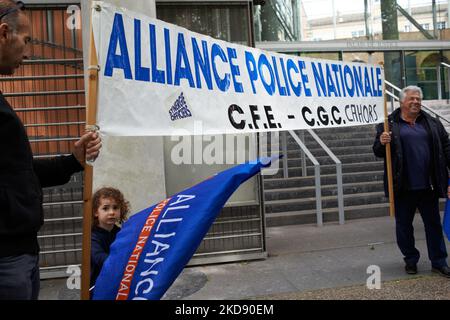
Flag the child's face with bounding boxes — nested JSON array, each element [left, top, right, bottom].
[[95, 197, 121, 231]]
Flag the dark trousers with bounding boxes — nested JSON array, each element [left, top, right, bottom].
[[394, 189, 448, 268], [0, 254, 40, 300]]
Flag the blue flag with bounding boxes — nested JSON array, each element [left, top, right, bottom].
[[93, 156, 279, 300], [444, 178, 450, 242]]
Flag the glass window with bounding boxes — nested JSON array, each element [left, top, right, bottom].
[[383, 51, 403, 89], [254, 0, 450, 42], [254, 0, 299, 41], [342, 52, 372, 63], [157, 3, 251, 45], [405, 50, 442, 99]]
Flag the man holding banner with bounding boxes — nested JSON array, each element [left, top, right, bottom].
[[0, 0, 102, 300], [373, 85, 450, 278]]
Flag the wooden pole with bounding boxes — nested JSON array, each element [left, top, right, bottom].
[[81, 19, 100, 300], [383, 79, 395, 217]]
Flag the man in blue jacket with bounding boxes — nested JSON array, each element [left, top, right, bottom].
[[0, 0, 102, 299], [373, 85, 450, 277]]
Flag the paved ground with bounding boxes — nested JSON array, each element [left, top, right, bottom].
[[39, 215, 450, 300], [254, 276, 450, 300]]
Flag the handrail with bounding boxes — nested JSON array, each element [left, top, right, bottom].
[[307, 129, 345, 225], [279, 129, 346, 226], [384, 80, 450, 125], [288, 130, 323, 227]]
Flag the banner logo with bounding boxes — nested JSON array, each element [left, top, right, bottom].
[[169, 93, 193, 121]]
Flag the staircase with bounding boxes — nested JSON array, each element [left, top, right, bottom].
[[263, 126, 388, 227], [424, 102, 450, 132], [264, 101, 450, 227]]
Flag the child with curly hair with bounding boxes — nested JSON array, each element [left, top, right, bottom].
[[90, 187, 130, 289]]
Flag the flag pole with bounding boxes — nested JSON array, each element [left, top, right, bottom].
[[81, 16, 100, 300], [382, 75, 395, 217]]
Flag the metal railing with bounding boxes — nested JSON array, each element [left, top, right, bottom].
[[385, 80, 450, 126], [284, 129, 345, 226], [288, 130, 323, 226], [307, 129, 344, 225]]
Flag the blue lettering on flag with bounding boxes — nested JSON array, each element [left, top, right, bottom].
[[92, 156, 280, 300], [444, 178, 450, 241]]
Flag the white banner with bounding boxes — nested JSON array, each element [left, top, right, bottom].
[[92, 2, 385, 136]]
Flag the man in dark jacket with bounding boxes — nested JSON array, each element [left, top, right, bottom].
[[373, 85, 450, 277], [0, 1, 101, 299]]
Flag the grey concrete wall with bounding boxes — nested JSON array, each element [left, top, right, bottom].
[[81, 0, 166, 214]]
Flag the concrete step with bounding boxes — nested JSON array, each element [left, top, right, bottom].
[[265, 191, 387, 213], [264, 171, 384, 189], [278, 153, 380, 167], [270, 161, 383, 178], [262, 130, 377, 145], [426, 104, 450, 111], [264, 194, 446, 228], [264, 181, 383, 201], [268, 137, 375, 150], [265, 203, 391, 227], [280, 145, 373, 158], [262, 112, 446, 227], [292, 125, 378, 135]]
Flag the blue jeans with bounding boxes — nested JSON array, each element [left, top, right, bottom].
[[0, 254, 40, 300], [394, 189, 448, 268]]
